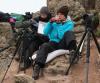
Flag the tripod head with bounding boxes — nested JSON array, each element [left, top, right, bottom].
[[24, 12, 32, 21], [82, 13, 99, 30]]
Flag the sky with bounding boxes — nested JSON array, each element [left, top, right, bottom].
[[0, 0, 47, 14]]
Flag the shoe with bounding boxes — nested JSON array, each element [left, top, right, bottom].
[[32, 64, 41, 80], [69, 50, 79, 64]]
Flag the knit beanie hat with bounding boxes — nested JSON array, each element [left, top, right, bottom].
[[57, 6, 69, 18], [40, 6, 50, 15]]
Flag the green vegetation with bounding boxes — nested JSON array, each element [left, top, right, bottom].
[[10, 13, 25, 22]]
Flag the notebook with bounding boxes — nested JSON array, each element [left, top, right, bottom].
[[38, 21, 47, 34]]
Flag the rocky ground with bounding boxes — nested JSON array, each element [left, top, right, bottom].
[[0, 23, 15, 83], [2, 39, 100, 83], [0, 23, 100, 83]]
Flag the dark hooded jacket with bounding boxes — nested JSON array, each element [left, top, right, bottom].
[[16, 7, 52, 33]]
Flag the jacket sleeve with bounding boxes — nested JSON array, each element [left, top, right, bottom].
[[16, 19, 38, 28], [62, 21, 74, 31], [34, 16, 39, 23], [43, 22, 53, 36], [58, 21, 74, 40], [15, 20, 32, 28]]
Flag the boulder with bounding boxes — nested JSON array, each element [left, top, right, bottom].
[[47, 0, 85, 17], [14, 74, 35, 83], [45, 55, 70, 75]]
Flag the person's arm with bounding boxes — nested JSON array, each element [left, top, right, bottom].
[[15, 20, 31, 28], [43, 22, 53, 36], [16, 18, 38, 28], [58, 21, 74, 39], [62, 21, 74, 31], [34, 16, 40, 23]]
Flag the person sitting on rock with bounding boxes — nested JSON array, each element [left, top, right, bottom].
[[32, 6, 77, 80], [16, 6, 52, 70]]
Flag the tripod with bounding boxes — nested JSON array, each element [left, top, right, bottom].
[[65, 26, 100, 83], [15, 28, 34, 73], [1, 28, 28, 83]]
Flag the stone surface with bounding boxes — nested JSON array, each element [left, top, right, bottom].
[[45, 55, 70, 75], [47, 0, 85, 17], [14, 74, 35, 83], [0, 23, 15, 83]]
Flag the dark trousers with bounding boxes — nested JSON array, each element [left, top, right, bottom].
[[20, 33, 49, 65], [35, 31, 77, 68]]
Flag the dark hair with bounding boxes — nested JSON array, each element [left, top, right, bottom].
[[57, 6, 69, 18], [40, 6, 50, 15]]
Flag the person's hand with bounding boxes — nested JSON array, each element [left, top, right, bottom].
[[50, 17, 57, 23], [50, 15, 61, 22], [50, 15, 66, 23]]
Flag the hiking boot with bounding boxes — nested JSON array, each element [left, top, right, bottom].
[[69, 50, 79, 64], [32, 64, 41, 80]]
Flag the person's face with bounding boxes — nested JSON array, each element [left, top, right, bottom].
[[40, 13, 47, 19], [57, 13, 66, 21]]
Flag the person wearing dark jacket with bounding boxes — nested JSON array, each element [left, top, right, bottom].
[[32, 6, 77, 80], [17, 6, 52, 70]]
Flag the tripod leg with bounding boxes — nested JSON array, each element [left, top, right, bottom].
[[65, 31, 87, 75], [79, 40, 84, 53], [1, 37, 22, 83], [21, 38, 34, 73], [17, 41, 24, 73], [12, 36, 24, 73], [79, 39, 86, 57], [85, 31, 91, 83], [91, 31, 100, 53], [13, 38, 22, 57]]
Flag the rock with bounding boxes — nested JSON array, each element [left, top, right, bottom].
[[32, 11, 40, 18], [0, 36, 9, 48], [95, 0, 100, 11], [0, 22, 14, 47], [78, 0, 100, 17], [74, 25, 85, 33], [14, 74, 35, 83], [96, 52, 100, 69], [47, 0, 85, 17], [45, 55, 69, 75], [45, 75, 68, 83]]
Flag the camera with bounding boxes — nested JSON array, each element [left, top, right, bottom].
[[82, 13, 99, 30], [24, 12, 32, 20]]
